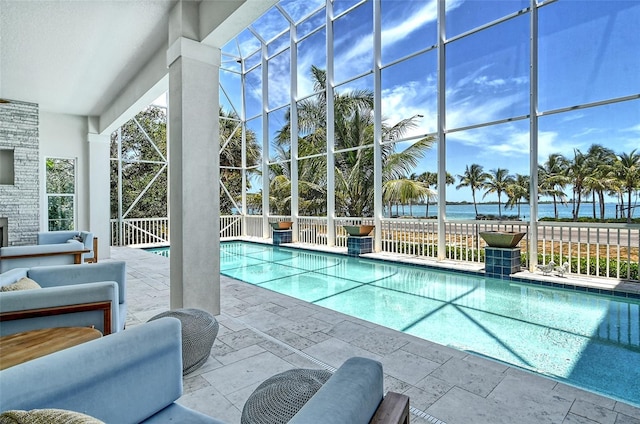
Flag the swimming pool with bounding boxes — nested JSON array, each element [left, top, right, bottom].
[[151, 241, 640, 406]]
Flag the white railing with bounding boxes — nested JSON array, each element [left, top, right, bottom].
[[244, 215, 263, 238], [298, 217, 328, 245], [111, 216, 639, 281], [220, 215, 242, 239], [380, 218, 439, 258], [537, 221, 639, 280], [110, 217, 169, 246]]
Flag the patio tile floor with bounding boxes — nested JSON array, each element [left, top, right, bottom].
[[111, 246, 640, 424]]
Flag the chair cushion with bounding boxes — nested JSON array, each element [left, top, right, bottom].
[[0, 277, 41, 292], [0, 409, 104, 424]]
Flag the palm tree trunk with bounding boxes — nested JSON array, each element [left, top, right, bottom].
[[472, 191, 478, 217], [592, 190, 596, 219], [598, 191, 605, 220], [553, 195, 558, 219]]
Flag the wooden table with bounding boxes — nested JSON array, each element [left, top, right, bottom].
[[0, 326, 102, 370]]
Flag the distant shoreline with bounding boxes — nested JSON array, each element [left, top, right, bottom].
[[384, 202, 637, 221]]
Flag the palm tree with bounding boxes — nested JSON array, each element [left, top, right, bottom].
[[383, 178, 435, 217], [415, 171, 454, 217], [506, 174, 530, 218], [275, 66, 434, 217], [583, 144, 616, 220], [269, 174, 292, 215], [613, 149, 640, 222], [567, 149, 589, 221], [456, 164, 490, 217], [415, 172, 436, 217], [483, 168, 515, 217], [538, 153, 569, 219], [220, 108, 260, 214]]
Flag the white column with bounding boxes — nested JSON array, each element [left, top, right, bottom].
[[87, 132, 111, 259], [167, 36, 221, 315]]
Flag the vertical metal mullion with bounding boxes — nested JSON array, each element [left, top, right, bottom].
[[290, 22, 299, 242], [373, 0, 382, 252], [437, 0, 447, 260], [117, 128, 124, 246], [529, 0, 539, 271], [261, 43, 270, 238], [326, 2, 336, 247], [241, 61, 248, 236]]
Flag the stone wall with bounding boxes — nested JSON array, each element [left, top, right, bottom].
[[0, 100, 39, 246]]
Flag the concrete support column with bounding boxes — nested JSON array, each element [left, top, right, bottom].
[[167, 36, 221, 315], [87, 131, 111, 259]]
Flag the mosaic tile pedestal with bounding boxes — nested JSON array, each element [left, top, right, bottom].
[[272, 230, 292, 246], [347, 236, 373, 256], [485, 247, 521, 279]]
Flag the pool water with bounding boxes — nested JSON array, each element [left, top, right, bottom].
[[152, 241, 640, 406]]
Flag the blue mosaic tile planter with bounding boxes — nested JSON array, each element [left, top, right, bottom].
[[347, 236, 373, 256], [485, 247, 521, 279], [272, 230, 292, 246]]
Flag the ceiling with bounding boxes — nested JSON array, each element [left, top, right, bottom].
[[0, 0, 278, 122], [0, 0, 180, 116]]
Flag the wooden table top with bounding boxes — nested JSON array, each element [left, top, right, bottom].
[[0, 326, 102, 370]]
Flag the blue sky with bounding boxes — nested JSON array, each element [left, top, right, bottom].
[[216, 0, 639, 204]]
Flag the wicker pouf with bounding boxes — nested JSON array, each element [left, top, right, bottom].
[[148, 308, 218, 375], [241, 368, 333, 424]]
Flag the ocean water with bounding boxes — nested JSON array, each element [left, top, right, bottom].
[[386, 202, 626, 220]]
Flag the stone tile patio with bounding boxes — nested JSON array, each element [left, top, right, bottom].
[[112, 246, 640, 424]]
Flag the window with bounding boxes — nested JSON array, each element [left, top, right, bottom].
[[46, 157, 76, 231], [0, 149, 14, 185]]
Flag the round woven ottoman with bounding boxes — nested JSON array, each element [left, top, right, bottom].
[[241, 368, 332, 424], [148, 308, 218, 375]]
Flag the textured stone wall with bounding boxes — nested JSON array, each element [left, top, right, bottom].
[[0, 100, 39, 246]]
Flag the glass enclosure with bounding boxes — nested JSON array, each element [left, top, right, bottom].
[[218, 0, 639, 221]]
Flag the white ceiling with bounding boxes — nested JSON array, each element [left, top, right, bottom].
[[0, 0, 176, 116]]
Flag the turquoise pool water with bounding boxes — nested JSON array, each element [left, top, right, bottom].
[[149, 241, 640, 406]]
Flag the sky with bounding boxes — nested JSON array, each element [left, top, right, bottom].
[[215, 0, 639, 204]]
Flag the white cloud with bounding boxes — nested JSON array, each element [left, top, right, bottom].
[[474, 76, 506, 87], [279, 0, 324, 23], [267, 54, 291, 108], [537, 130, 560, 160], [622, 123, 640, 133], [381, 79, 438, 136], [381, 1, 437, 47], [250, 8, 289, 43], [559, 112, 585, 122], [571, 127, 602, 138], [447, 93, 525, 129]]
